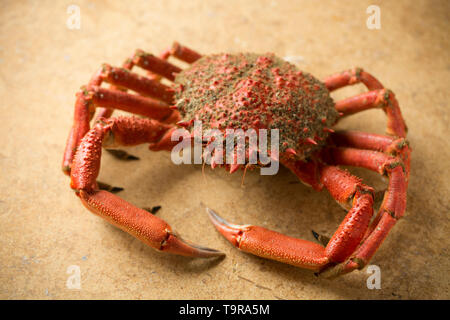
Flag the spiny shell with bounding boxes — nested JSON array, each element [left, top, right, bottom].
[[174, 53, 338, 159]]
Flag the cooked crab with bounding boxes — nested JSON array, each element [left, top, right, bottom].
[[63, 42, 410, 278]]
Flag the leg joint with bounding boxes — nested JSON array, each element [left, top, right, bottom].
[[382, 159, 406, 175], [351, 257, 367, 270]]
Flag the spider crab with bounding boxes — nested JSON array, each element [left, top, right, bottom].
[[63, 42, 410, 278]]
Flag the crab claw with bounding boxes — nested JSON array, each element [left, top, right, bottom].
[[206, 208, 329, 271], [164, 230, 225, 258], [206, 207, 250, 246], [79, 191, 224, 258]]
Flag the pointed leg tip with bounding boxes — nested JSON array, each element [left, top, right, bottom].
[[311, 230, 331, 247], [110, 187, 124, 193], [206, 208, 250, 229], [206, 207, 234, 228], [206, 208, 249, 247], [311, 230, 320, 240], [206, 207, 217, 218], [97, 181, 124, 193], [143, 206, 161, 214], [171, 233, 225, 258], [188, 243, 225, 258]]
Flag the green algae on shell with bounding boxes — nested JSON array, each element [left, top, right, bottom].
[[174, 53, 339, 159]]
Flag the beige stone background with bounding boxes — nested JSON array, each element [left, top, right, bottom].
[[0, 0, 449, 300]]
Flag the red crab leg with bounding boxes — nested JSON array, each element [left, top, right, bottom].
[[170, 42, 202, 63], [329, 130, 411, 175], [96, 42, 200, 119], [95, 52, 139, 120], [100, 64, 175, 103], [62, 85, 179, 174], [71, 117, 223, 258], [91, 51, 180, 119], [62, 84, 179, 175], [207, 208, 329, 271], [324, 68, 383, 92], [286, 162, 378, 263], [147, 42, 202, 81], [323, 68, 407, 138], [132, 50, 182, 81], [207, 163, 377, 273], [63, 43, 200, 174], [319, 147, 408, 277], [87, 86, 178, 122], [62, 90, 95, 174]]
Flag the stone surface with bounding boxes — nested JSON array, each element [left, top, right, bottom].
[[0, 0, 448, 299]]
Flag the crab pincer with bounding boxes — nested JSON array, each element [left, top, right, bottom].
[[207, 208, 329, 271], [70, 117, 223, 258]]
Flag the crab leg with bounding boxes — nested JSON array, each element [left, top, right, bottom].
[[147, 42, 202, 81], [95, 51, 140, 119], [132, 50, 182, 81], [208, 162, 378, 273], [330, 130, 411, 175], [63, 43, 201, 174], [319, 147, 408, 277], [207, 208, 329, 271], [61, 85, 179, 174], [335, 89, 406, 137], [62, 90, 95, 174], [323, 68, 407, 138], [97, 42, 201, 116], [100, 64, 175, 103], [62, 81, 178, 175], [169, 42, 203, 63], [70, 117, 223, 258], [324, 68, 383, 92], [87, 86, 178, 122]]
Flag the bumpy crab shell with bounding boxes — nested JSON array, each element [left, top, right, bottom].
[[174, 53, 339, 159]]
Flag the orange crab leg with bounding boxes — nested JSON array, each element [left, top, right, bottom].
[[208, 162, 377, 274], [170, 42, 202, 63], [320, 166, 407, 277], [207, 208, 329, 271], [62, 90, 95, 174], [319, 147, 408, 277], [88, 86, 178, 122], [324, 68, 407, 138], [319, 166, 375, 263], [62, 85, 179, 176], [335, 89, 389, 116], [133, 50, 182, 81], [100, 64, 175, 103], [330, 130, 411, 176], [94, 51, 140, 120], [70, 117, 223, 258], [324, 68, 383, 92], [147, 42, 202, 81], [63, 43, 200, 175], [331, 131, 394, 152], [79, 190, 221, 257]]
